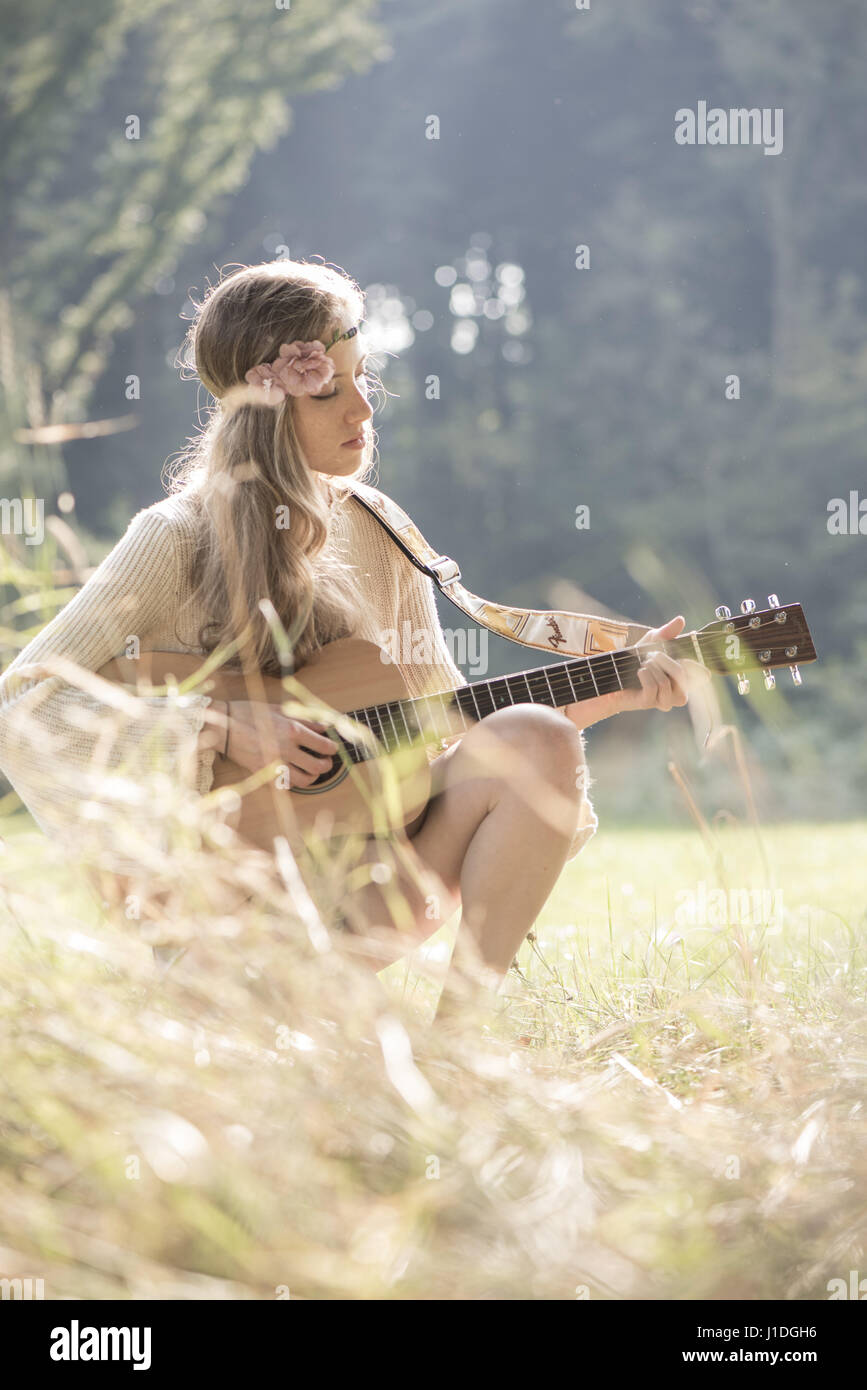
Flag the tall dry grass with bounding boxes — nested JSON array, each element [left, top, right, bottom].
[[1, 797, 865, 1300]]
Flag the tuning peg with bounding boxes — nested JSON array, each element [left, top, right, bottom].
[[715, 605, 732, 619], [737, 673, 750, 695], [789, 665, 802, 685], [768, 594, 780, 608], [740, 598, 756, 614], [763, 669, 776, 691]]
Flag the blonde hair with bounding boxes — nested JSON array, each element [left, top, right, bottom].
[[168, 259, 378, 674]]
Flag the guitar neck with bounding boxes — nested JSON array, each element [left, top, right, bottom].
[[345, 644, 650, 758], [447, 646, 642, 722]]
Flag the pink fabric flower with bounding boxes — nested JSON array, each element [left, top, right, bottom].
[[244, 340, 335, 402]]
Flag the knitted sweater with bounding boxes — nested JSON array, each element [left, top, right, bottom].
[[0, 487, 597, 860]]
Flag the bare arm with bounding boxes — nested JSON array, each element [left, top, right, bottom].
[[0, 509, 216, 835]]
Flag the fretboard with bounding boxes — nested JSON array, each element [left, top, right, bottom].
[[341, 647, 643, 764]]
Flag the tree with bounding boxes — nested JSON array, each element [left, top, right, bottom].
[[0, 0, 389, 497]]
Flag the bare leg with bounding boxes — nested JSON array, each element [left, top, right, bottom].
[[338, 706, 589, 1019]]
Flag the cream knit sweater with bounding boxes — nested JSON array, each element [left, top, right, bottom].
[[0, 486, 597, 860]]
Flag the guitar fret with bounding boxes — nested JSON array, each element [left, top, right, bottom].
[[569, 660, 592, 699], [416, 694, 434, 740], [527, 670, 547, 704], [475, 683, 494, 717], [542, 668, 556, 706], [396, 700, 412, 743], [424, 694, 441, 740], [417, 695, 435, 740], [356, 708, 375, 758], [433, 694, 448, 739], [452, 686, 480, 725], [587, 659, 600, 697], [439, 691, 464, 736], [383, 702, 400, 750], [593, 654, 613, 694], [342, 708, 368, 763], [367, 704, 385, 744], [479, 676, 516, 713]]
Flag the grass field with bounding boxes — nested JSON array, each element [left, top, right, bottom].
[[0, 812, 864, 1301]]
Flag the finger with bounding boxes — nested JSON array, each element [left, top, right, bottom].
[[637, 665, 665, 708], [287, 767, 318, 788], [292, 720, 339, 754], [653, 671, 674, 711], [637, 614, 685, 646], [659, 656, 689, 705], [644, 653, 689, 705], [289, 745, 336, 778], [639, 661, 674, 711]]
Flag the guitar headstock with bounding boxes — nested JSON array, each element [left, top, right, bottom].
[[680, 595, 817, 692]]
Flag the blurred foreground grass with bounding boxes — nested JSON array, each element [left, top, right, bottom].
[[1, 811, 865, 1301]]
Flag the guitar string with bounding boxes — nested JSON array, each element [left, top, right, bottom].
[[334, 623, 809, 765]]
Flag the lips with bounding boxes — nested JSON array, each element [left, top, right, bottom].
[[341, 433, 365, 446]]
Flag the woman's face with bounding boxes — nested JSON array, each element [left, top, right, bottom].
[[292, 331, 374, 478]]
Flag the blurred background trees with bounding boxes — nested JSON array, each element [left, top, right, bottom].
[[2, 0, 865, 820]]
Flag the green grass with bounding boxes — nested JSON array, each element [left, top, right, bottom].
[[1, 812, 865, 1301]]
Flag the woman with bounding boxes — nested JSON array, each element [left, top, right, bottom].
[[0, 259, 690, 1005]]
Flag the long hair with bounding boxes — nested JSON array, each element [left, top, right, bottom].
[[168, 259, 378, 674]]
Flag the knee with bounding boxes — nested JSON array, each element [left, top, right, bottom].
[[478, 705, 587, 797]]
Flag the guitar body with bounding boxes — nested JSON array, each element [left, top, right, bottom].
[[97, 639, 433, 852]]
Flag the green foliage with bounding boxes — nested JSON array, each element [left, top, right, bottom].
[[0, 0, 388, 491]]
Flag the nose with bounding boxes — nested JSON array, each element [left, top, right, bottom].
[[345, 400, 372, 430], [346, 384, 373, 425]]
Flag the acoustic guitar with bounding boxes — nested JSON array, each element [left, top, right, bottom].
[[97, 596, 816, 853]]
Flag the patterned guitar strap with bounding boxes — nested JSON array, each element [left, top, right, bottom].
[[347, 481, 652, 660]]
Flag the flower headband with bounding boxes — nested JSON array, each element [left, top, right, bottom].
[[244, 324, 361, 404]]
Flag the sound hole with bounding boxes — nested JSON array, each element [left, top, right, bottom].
[[308, 764, 338, 788]]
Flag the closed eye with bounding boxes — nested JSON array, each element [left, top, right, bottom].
[[313, 366, 372, 401]]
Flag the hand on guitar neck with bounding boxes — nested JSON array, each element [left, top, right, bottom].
[[561, 615, 705, 731]]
